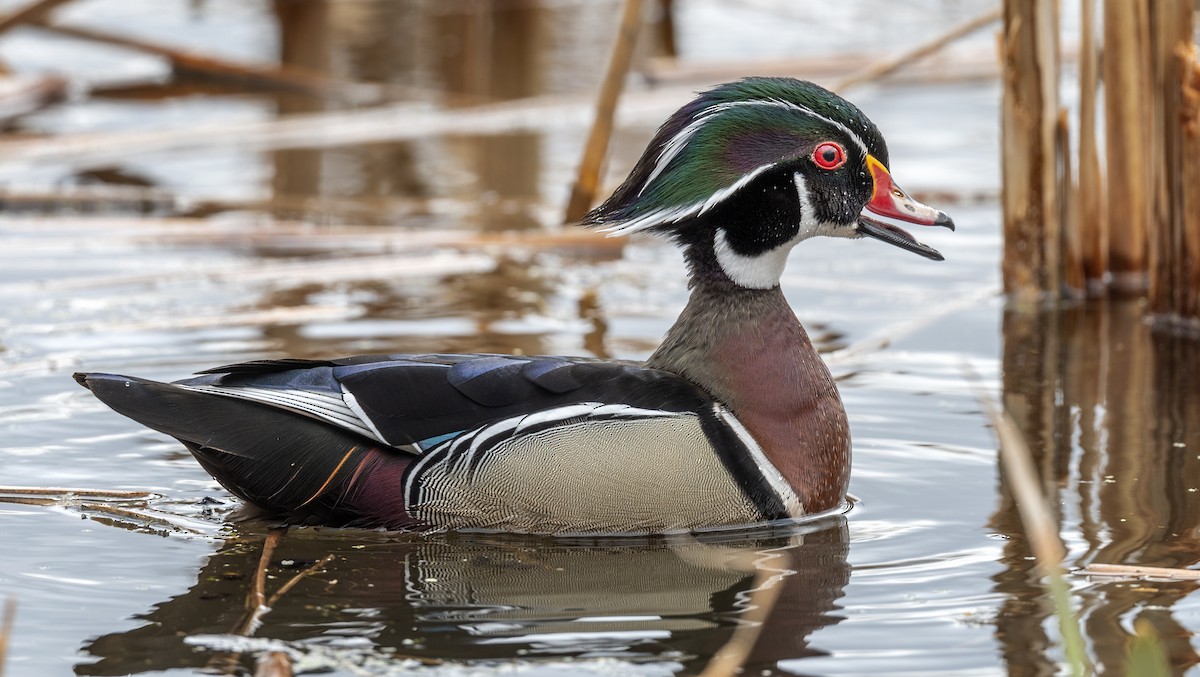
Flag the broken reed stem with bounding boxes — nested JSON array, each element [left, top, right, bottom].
[[563, 0, 644, 223], [0, 485, 152, 499], [1181, 46, 1200, 320], [0, 0, 72, 37], [265, 555, 335, 608], [834, 7, 1001, 92], [1084, 563, 1200, 580], [249, 528, 285, 619], [33, 20, 378, 103], [209, 528, 289, 676]]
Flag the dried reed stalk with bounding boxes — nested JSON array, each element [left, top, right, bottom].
[[0, 485, 152, 498], [564, 0, 644, 222], [1147, 0, 1200, 324], [1084, 563, 1200, 580], [35, 21, 380, 103], [1077, 0, 1106, 287], [1182, 48, 1200, 320], [1102, 0, 1152, 293], [0, 0, 71, 36], [208, 528, 288, 675], [1000, 0, 1061, 300], [834, 7, 1001, 92], [1058, 108, 1085, 293]]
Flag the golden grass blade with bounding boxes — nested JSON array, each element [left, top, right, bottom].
[[964, 362, 1092, 676]]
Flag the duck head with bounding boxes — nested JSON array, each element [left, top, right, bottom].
[[580, 77, 954, 289]]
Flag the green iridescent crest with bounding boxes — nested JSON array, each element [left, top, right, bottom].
[[581, 77, 888, 236]]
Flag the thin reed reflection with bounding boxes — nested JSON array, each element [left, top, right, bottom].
[[996, 298, 1200, 675]]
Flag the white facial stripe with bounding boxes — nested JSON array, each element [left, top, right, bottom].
[[794, 171, 815, 225], [795, 172, 857, 240], [600, 203, 701, 237], [605, 162, 780, 238], [712, 172, 858, 289]]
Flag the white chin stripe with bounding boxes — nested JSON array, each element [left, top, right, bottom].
[[712, 172, 858, 289]]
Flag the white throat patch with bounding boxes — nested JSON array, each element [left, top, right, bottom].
[[712, 172, 855, 289]]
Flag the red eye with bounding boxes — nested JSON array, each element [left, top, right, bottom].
[[812, 142, 846, 170]]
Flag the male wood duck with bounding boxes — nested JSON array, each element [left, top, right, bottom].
[[75, 77, 953, 535]]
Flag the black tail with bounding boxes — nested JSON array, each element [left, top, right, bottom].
[[74, 373, 415, 527]]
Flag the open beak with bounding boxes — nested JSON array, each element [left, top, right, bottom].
[[857, 155, 955, 261]]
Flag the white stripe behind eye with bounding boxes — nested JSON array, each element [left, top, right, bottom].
[[599, 204, 701, 237]]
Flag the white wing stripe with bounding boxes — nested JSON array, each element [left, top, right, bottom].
[[179, 384, 384, 444], [341, 386, 392, 446]]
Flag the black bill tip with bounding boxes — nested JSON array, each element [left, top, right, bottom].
[[934, 210, 956, 232]]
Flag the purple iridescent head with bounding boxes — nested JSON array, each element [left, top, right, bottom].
[[581, 77, 954, 289]]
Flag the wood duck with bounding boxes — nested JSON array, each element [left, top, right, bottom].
[[75, 77, 953, 535]]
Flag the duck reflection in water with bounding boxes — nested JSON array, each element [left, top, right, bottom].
[[76, 519, 849, 676]]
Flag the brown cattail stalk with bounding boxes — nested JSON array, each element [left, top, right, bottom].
[[1102, 0, 1152, 293], [1058, 108, 1085, 293], [1077, 0, 1106, 289], [1000, 0, 1061, 300], [1147, 0, 1200, 325]]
